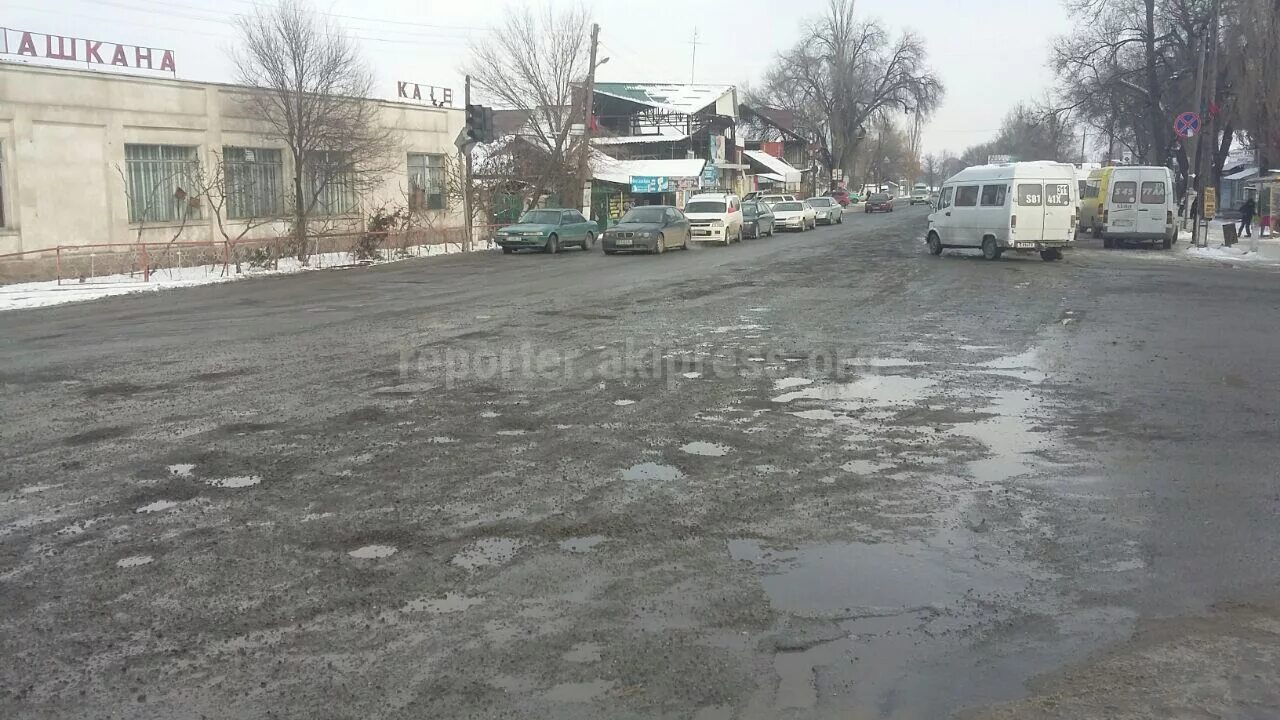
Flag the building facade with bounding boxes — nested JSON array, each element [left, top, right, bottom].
[[0, 63, 466, 260]]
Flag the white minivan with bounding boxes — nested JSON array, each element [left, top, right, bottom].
[[684, 193, 743, 245], [927, 162, 1077, 261], [1098, 166, 1177, 249]]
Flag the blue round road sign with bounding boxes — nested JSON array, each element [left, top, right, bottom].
[[1174, 111, 1201, 138]]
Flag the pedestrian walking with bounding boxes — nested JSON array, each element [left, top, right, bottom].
[[1239, 197, 1257, 238]]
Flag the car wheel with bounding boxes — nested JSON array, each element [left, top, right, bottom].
[[681, 232, 689, 250], [981, 236, 1000, 261], [654, 233, 665, 254], [584, 232, 595, 250], [1040, 249, 1059, 261], [1092, 225, 1102, 240], [837, 214, 843, 224], [927, 232, 943, 256], [1162, 235, 1173, 250], [545, 234, 559, 254], [604, 249, 617, 255], [501, 247, 514, 255]]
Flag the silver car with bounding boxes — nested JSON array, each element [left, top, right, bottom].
[[807, 197, 844, 225]]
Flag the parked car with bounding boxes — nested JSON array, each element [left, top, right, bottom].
[[828, 188, 852, 206], [926, 161, 1076, 261], [601, 205, 690, 254], [928, 190, 939, 206], [742, 201, 775, 238], [495, 208, 597, 254], [684, 193, 743, 245], [807, 196, 844, 225], [864, 193, 895, 213], [742, 191, 763, 201], [772, 200, 816, 231], [759, 194, 797, 208]]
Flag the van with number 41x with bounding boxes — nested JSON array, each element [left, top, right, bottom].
[[927, 162, 1078, 262]]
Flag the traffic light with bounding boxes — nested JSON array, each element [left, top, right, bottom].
[[465, 104, 496, 144]]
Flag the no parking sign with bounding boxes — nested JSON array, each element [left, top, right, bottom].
[[1174, 111, 1201, 138]]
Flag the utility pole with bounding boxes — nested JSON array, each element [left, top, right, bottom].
[[1080, 127, 1088, 165], [578, 22, 600, 222], [1199, 0, 1221, 248], [689, 28, 700, 84], [463, 74, 473, 252], [1183, 29, 1207, 237]]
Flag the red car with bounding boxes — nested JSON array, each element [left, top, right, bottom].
[[828, 188, 851, 207], [864, 193, 895, 213]]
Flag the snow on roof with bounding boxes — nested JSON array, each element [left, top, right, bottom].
[[590, 149, 705, 185], [759, 172, 787, 182], [743, 150, 802, 183], [593, 83, 734, 115], [1225, 167, 1258, 181], [591, 128, 689, 146]]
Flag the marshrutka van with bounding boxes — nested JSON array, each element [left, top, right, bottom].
[[926, 161, 1077, 261], [1082, 166, 1178, 249]]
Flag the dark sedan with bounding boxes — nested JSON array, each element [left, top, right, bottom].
[[601, 206, 691, 255], [742, 201, 775, 238], [864, 193, 895, 213]]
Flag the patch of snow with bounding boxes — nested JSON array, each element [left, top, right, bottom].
[[167, 464, 195, 478], [773, 377, 814, 390], [349, 544, 397, 559], [136, 500, 178, 514], [613, 399, 637, 406], [19, 484, 62, 494], [116, 555, 153, 568], [205, 475, 261, 488]]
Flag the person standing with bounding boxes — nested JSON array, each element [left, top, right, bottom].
[[1239, 196, 1257, 238]]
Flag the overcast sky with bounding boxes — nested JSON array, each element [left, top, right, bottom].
[[7, 0, 1068, 154]]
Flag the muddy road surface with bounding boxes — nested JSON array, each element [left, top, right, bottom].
[[3, 206, 1279, 719]]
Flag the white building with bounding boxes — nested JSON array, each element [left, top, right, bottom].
[[0, 62, 466, 269]]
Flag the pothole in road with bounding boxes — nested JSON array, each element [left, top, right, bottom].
[[136, 500, 178, 514], [348, 544, 398, 559], [204, 476, 262, 489], [774, 377, 814, 390], [116, 555, 154, 568], [495, 429, 527, 436], [480, 410, 501, 418], [771, 375, 937, 406], [559, 535, 608, 553], [613, 399, 637, 406], [680, 441, 732, 457], [167, 464, 195, 478], [451, 537, 527, 570], [621, 463, 685, 482]]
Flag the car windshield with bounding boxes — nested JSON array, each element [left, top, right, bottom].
[[518, 210, 562, 224], [809, 198, 834, 207], [775, 202, 804, 211], [870, 194, 890, 202], [685, 201, 727, 214], [620, 207, 666, 224], [742, 203, 763, 216]]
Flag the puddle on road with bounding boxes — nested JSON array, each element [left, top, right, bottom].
[[451, 537, 527, 570], [559, 535, 608, 553], [975, 349, 1047, 383], [680, 441, 732, 457], [950, 389, 1048, 483], [621, 463, 684, 482], [402, 593, 485, 614], [562, 641, 604, 663], [840, 459, 891, 475], [19, 484, 62, 495], [205, 476, 261, 489], [544, 679, 615, 703], [428, 436, 458, 444], [682, 372, 703, 379], [495, 430, 528, 437], [613, 399, 637, 406], [136, 500, 178, 514], [348, 544, 397, 559], [167, 464, 195, 478], [846, 357, 929, 368], [774, 377, 814, 390], [116, 555, 153, 568], [772, 375, 937, 406], [480, 410, 501, 418]]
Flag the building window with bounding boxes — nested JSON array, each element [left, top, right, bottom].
[[955, 185, 979, 207], [124, 144, 202, 223], [223, 147, 284, 219], [408, 153, 446, 211], [980, 184, 1007, 207], [306, 150, 357, 216]]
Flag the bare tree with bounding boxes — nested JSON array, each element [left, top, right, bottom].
[[463, 6, 592, 211], [194, 151, 284, 275], [1232, 0, 1280, 168], [233, 0, 398, 261], [753, 0, 943, 182]]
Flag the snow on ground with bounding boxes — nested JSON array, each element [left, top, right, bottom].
[[0, 242, 491, 312], [1178, 221, 1280, 266]]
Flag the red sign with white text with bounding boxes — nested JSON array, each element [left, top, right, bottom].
[[1, 27, 176, 74]]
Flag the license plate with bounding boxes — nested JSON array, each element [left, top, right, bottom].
[[694, 230, 712, 236], [616, 238, 632, 246], [1113, 220, 1133, 227], [1016, 242, 1035, 248]]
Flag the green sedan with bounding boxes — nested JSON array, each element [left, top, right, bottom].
[[494, 209, 598, 254]]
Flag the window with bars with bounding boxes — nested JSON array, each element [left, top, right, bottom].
[[223, 147, 284, 219], [407, 153, 446, 211], [306, 150, 357, 216], [124, 144, 202, 223]]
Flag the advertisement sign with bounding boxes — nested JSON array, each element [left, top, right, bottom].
[[701, 164, 721, 188], [987, 154, 1014, 164], [1203, 187, 1217, 218], [1, 27, 176, 73], [631, 176, 669, 193], [396, 81, 453, 107]]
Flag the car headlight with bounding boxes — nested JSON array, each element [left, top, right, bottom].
[[637, 231, 654, 238], [710, 220, 724, 227], [523, 231, 544, 237]]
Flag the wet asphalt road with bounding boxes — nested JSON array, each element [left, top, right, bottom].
[[3, 204, 1280, 719]]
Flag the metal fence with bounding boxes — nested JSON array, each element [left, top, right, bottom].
[[41, 225, 502, 286]]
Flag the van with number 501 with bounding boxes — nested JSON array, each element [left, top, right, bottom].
[[926, 161, 1077, 262]]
